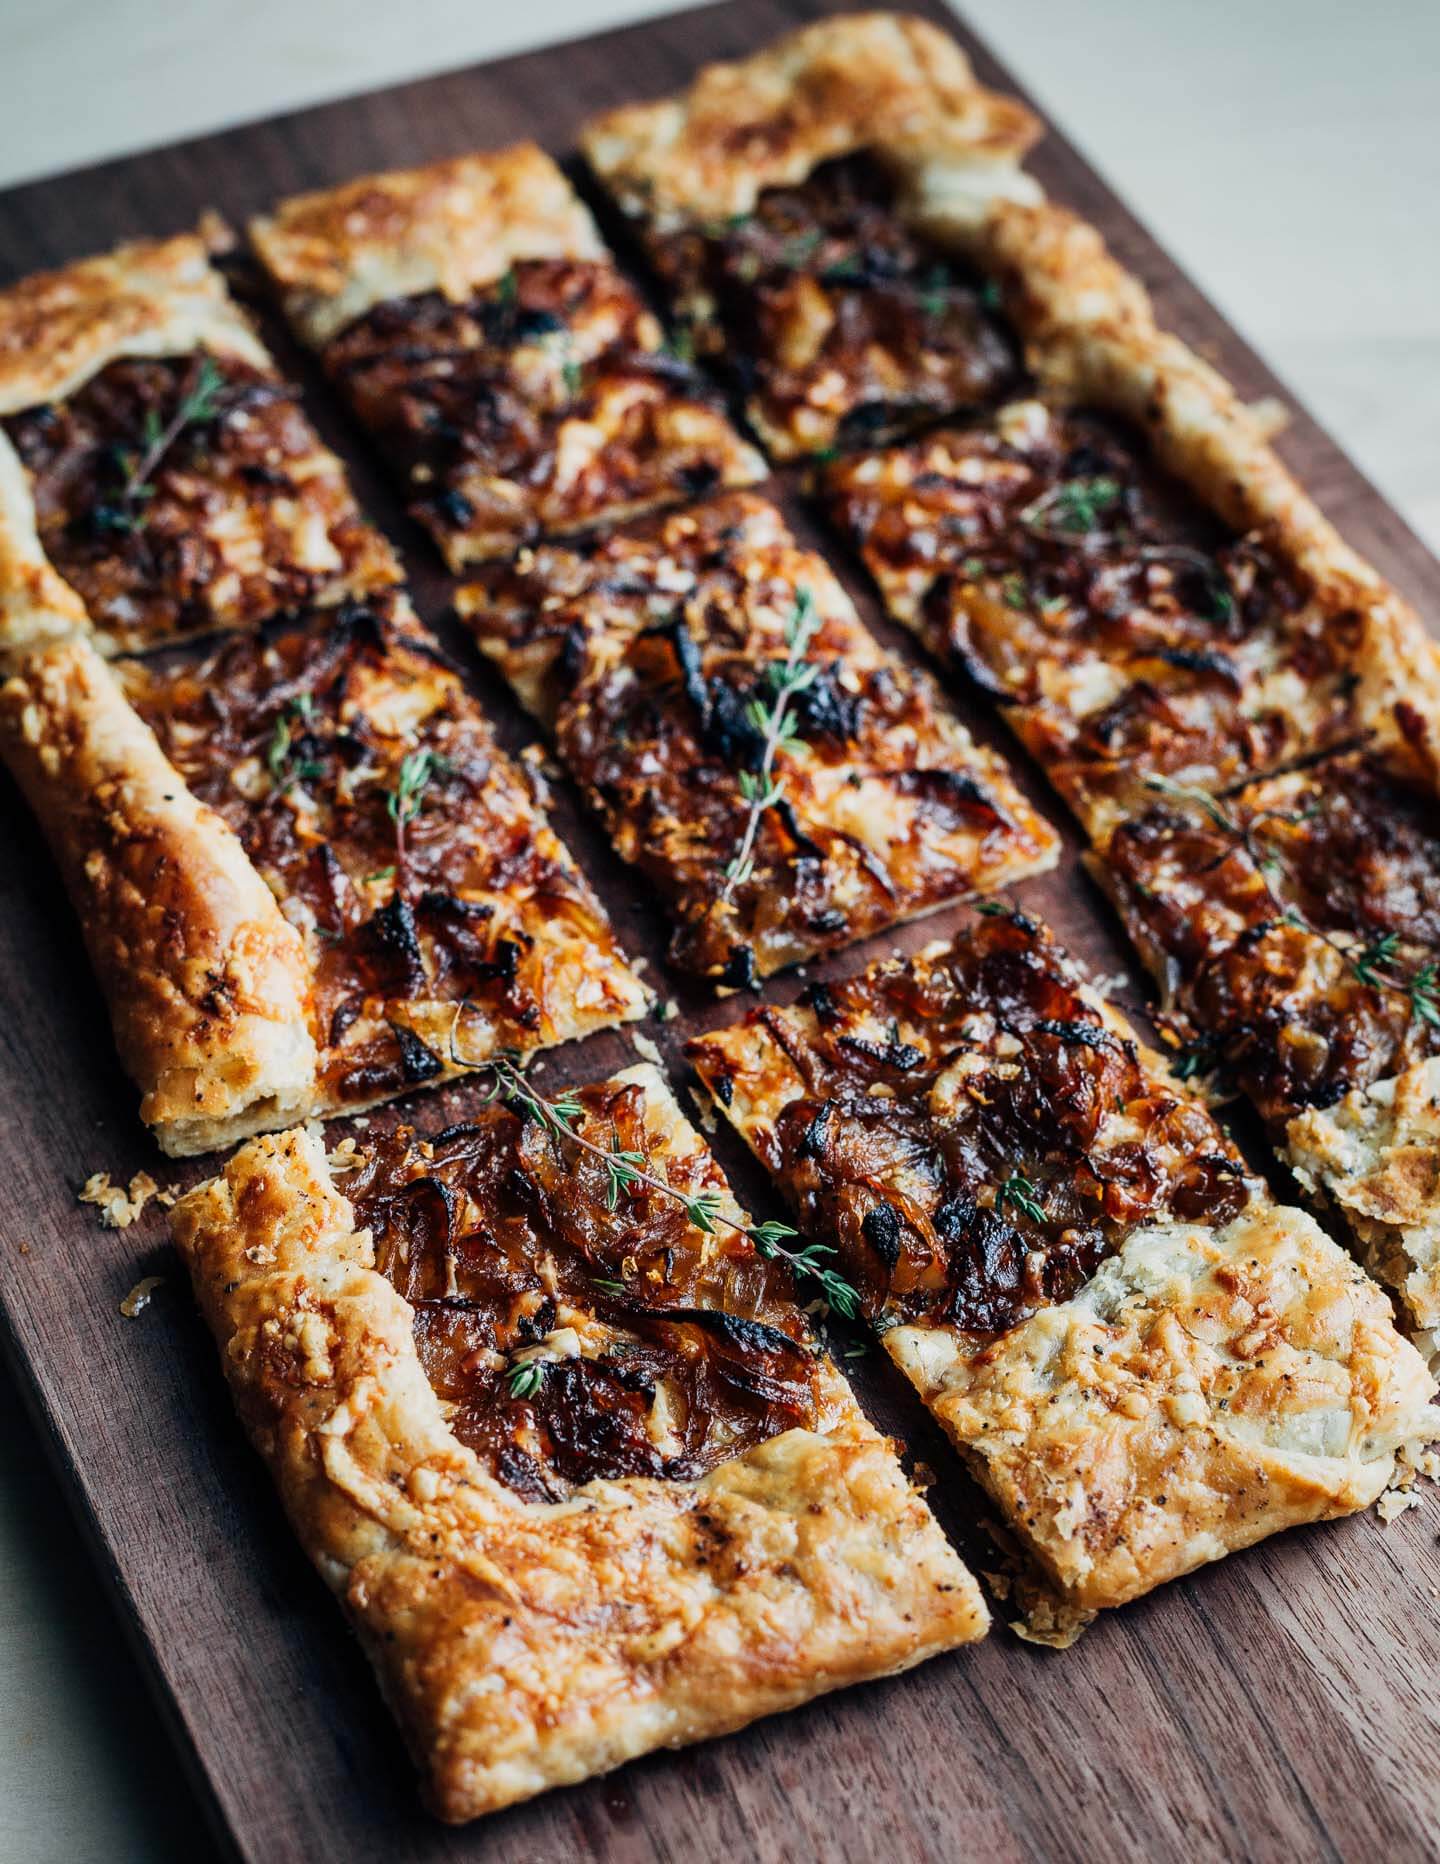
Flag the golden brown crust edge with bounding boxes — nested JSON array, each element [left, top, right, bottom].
[[580, 12, 1043, 224], [0, 639, 318, 1154], [250, 143, 608, 350], [170, 1074, 988, 1821]]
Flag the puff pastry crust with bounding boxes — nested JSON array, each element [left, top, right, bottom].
[[457, 493, 1058, 982], [0, 232, 397, 657], [685, 911, 1438, 1638], [252, 143, 764, 565], [170, 1066, 987, 1820], [0, 597, 647, 1153]]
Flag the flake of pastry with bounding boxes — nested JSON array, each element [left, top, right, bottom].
[[250, 143, 765, 566], [0, 594, 648, 1154], [0, 232, 399, 657], [170, 1064, 987, 1818], [457, 493, 1058, 983], [686, 908, 1439, 1634]]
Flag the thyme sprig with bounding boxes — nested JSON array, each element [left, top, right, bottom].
[[1018, 474, 1123, 543], [106, 354, 226, 533], [387, 747, 453, 866], [995, 1172, 1046, 1225], [1144, 775, 1439, 1022], [454, 1042, 861, 1317], [720, 588, 823, 899], [266, 694, 321, 792]]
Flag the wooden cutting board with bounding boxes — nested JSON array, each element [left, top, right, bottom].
[[2, 3, 1437, 1858]]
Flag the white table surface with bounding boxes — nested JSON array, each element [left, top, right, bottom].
[[1, 2, 1436, 1856]]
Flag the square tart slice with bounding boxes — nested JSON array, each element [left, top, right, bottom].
[[821, 402, 1422, 838], [249, 143, 765, 567], [580, 14, 1040, 459], [456, 493, 1058, 985], [686, 909, 1438, 1643], [0, 231, 399, 658], [170, 1063, 987, 1820], [1094, 749, 1440, 1356], [0, 593, 647, 1154]]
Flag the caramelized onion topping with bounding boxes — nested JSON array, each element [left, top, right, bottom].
[[322, 258, 743, 559], [697, 913, 1256, 1335], [1101, 754, 1440, 1121], [123, 600, 621, 1097], [644, 153, 1018, 453], [4, 354, 391, 647], [348, 1080, 820, 1499]]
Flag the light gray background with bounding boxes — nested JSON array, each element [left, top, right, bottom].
[[0, 2, 1436, 1856]]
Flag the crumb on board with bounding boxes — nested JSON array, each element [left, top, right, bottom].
[[631, 1032, 664, 1066], [1377, 1488, 1424, 1525], [79, 1170, 174, 1229], [655, 999, 679, 1023], [119, 1275, 166, 1319]]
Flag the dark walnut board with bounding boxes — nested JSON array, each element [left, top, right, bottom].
[[2, 3, 1439, 1859]]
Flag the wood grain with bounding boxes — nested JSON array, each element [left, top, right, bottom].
[[1, 3, 1438, 1859]]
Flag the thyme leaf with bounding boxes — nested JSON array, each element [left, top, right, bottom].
[[995, 1172, 1046, 1226], [112, 354, 227, 531], [507, 1360, 546, 1400], [720, 587, 823, 899], [1019, 475, 1124, 542], [455, 1040, 862, 1318]]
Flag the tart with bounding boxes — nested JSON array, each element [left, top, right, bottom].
[[687, 908, 1437, 1641], [250, 143, 765, 565], [0, 594, 647, 1153], [170, 1063, 988, 1819], [0, 232, 398, 657], [456, 492, 1058, 984]]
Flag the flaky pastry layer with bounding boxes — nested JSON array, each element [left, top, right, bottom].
[[250, 143, 607, 349]]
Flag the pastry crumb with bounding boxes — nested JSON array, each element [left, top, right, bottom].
[[655, 998, 680, 1023], [80, 1170, 173, 1228], [119, 1275, 166, 1318], [631, 1032, 664, 1066], [1377, 1488, 1424, 1524]]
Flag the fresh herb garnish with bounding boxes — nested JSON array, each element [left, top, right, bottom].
[[454, 1044, 862, 1318], [388, 748, 451, 827], [1020, 475, 1124, 542], [507, 1360, 547, 1400], [108, 354, 227, 533], [995, 1172, 1046, 1225], [265, 694, 320, 791], [720, 588, 823, 899]]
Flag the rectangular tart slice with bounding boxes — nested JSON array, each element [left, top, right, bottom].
[[456, 493, 1059, 985], [580, 15, 1039, 459], [822, 403, 1425, 836], [170, 1062, 987, 1820], [0, 232, 399, 657], [686, 909, 1437, 1642], [0, 594, 647, 1153], [249, 143, 765, 566], [1094, 748, 1440, 1355]]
